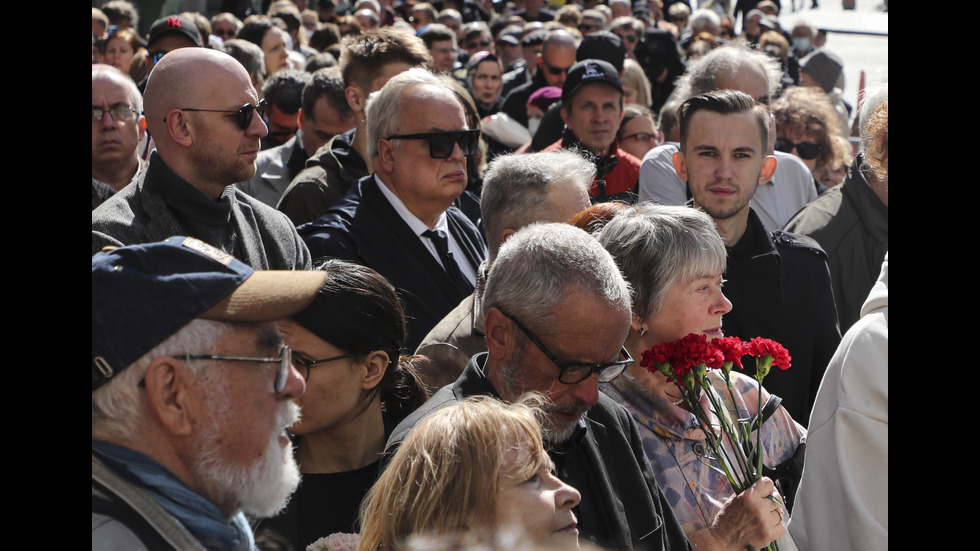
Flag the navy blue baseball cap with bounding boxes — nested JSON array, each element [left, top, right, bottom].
[[92, 236, 325, 392], [561, 59, 623, 104]]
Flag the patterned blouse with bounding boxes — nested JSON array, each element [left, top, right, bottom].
[[600, 369, 805, 544]]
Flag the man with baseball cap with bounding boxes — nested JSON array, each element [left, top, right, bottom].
[[541, 58, 641, 204], [136, 15, 203, 93], [92, 236, 325, 550]]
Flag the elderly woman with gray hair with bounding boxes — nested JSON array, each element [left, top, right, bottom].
[[594, 203, 805, 551]]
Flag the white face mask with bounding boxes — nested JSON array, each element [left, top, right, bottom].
[[528, 117, 541, 136], [792, 37, 810, 52]]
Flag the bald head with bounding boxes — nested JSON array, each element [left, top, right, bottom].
[[143, 48, 268, 197], [144, 48, 257, 140]]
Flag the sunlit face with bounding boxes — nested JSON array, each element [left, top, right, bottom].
[[674, 109, 773, 222], [262, 27, 290, 76], [185, 64, 269, 192], [494, 289, 630, 443], [617, 114, 662, 161], [212, 21, 238, 40], [494, 435, 581, 546], [561, 82, 624, 156], [777, 127, 822, 171], [381, 86, 468, 218], [538, 45, 576, 87], [471, 59, 503, 105], [92, 76, 143, 169], [103, 36, 135, 72]]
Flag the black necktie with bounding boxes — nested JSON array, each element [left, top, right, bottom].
[[423, 229, 472, 296]]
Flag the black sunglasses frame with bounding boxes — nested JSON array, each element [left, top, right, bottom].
[[174, 99, 268, 131], [384, 129, 481, 159], [774, 137, 821, 160], [500, 309, 633, 385], [294, 350, 372, 381]]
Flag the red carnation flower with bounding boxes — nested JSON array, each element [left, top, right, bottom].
[[713, 336, 747, 369], [746, 337, 792, 370]]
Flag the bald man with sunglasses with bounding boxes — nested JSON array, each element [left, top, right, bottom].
[[299, 68, 487, 352], [93, 47, 312, 271]]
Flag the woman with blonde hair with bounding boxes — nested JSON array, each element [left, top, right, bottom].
[[357, 395, 582, 551]]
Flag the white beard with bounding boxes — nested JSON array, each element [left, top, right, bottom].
[[193, 399, 302, 518]]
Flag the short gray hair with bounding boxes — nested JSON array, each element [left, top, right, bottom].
[[483, 223, 632, 337], [92, 319, 233, 443], [597, 204, 726, 320], [676, 43, 784, 100], [92, 64, 143, 114], [858, 83, 888, 148], [480, 150, 594, 259], [365, 67, 462, 158]]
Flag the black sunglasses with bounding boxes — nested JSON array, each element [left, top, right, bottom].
[[385, 129, 480, 159], [616, 32, 638, 44], [501, 309, 633, 385], [774, 137, 821, 160], [174, 99, 268, 131], [541, 58, 572, 76]]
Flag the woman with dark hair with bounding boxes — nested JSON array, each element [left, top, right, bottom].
[[254, 259, 430, 551], [465, 51, 505, 119], [238, 15, 291, 76]]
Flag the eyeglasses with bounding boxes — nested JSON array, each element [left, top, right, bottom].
[[774, 137, 821, 160], [214, 28, 236, 37], [93, 105, 139, 123], [501, 310, 633, 385], [620, 132, 658, 143], [385, 129, 480, 159], [174, 99, 268, 131], [541, 58, 572, 76], [138, 345, 294, 393], [467, 39, 491, 49], [293, 350, 371, 381], [578, 23, 599, 32]]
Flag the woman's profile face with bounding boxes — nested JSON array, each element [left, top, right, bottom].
[[642, 270, 732, 348], [262, 27, 290, 75], [277, 319, 375, 437], [493, 436, 581, 546]]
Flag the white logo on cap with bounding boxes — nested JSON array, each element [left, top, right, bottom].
[[582, 62, 604, 80], [181, 237, 235, 266]]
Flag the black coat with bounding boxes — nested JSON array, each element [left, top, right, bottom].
[[383, 354, 694, 551], [298, 176, 487, 352], [721, 208, 842, 427]]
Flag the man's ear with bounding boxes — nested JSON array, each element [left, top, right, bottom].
[[138, 116, 147, 140], [164, 110, 193, 147], [345, 85, 367, 113], [297, 108, 305, 131], [758, 155, 777, 186], [142, 357, 196, 436], [377, 136, 395, 172], [484, 307, 515, 362], [672, 150, 687, 181]]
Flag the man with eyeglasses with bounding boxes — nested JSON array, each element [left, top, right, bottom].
[[299, 68, 487, 353], [93, 235, 324, 551], [93, 47, 313, 272], [415, 149, 593, 392], [135, 15, 202, 94], [672, 89, 841, 427], [210, 12, 243, 42], [384, 222, 693, 551], [637, 44, 819, 234], [500, 28, 577, 129], [92, 64, 146, 210]]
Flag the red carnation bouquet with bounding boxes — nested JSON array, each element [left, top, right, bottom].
[[640, 334, 791, 551]]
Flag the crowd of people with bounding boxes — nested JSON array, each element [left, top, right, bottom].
[[92, 0, 887, 550]]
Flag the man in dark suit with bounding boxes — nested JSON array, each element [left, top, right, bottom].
[[298, 67, 487, 351]]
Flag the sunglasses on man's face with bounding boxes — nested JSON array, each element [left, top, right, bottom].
[[541, 58, 572, 76], [774, 137, 821, 160], [385, 129, 481, 159], [174, 99, 268, 131]]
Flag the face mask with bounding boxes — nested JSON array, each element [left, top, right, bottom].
[[792, 38, 810, 52], [528, 117, 541, 136]]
